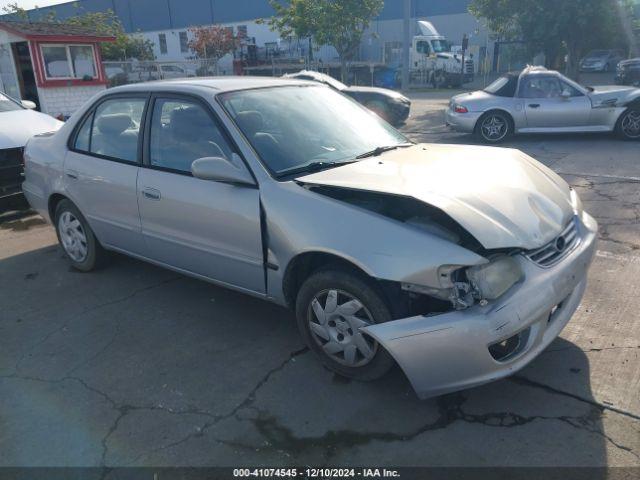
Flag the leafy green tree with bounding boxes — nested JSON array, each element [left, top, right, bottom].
[[262, 0, 383, 81], [1, 3, 154, 61], [469, 0, 636, 79]]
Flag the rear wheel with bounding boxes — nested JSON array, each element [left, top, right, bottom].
[[475, 111, 513, 143], [295, 268, 395, 381], [54, 199, 106, 271], [616, 108, 640, 140]]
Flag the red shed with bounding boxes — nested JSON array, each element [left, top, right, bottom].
[[0, 21, 115, 118]]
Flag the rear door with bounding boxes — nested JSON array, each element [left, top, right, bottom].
[[520, 74, 591, 128], [137, 94, 264, 294], [64, 94, 148, 254]]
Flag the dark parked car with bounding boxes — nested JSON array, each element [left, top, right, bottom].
[[616, 58, 640, 87], [579, 49, 625, 73], [284, 70, 411, 126]]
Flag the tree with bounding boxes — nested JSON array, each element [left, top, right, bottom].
[[1, 3, 154, 61], [262, 0, 383, 81], [188, 25, 237, 74], [469, 0, 635, 79]]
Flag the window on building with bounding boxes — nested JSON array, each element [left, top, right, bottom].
[[159, 34, 168, 55], [179, 31, 189, 53], [41, 44, 97, 79], [149, 98, 233, 173]]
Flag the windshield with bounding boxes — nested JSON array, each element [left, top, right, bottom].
[[586, 50, 609, 59], [0, 93, 23, 113], [220, 85, 408, 177], [431, 40, 451, 53], [483, 75, 517, 96]]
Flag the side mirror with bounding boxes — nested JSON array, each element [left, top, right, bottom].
[[21, 100, 36, 109], [191, 155, 255, 186], [560, 89, 571, 99]]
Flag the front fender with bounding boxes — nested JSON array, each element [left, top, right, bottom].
[[261, 181, 487, 305]]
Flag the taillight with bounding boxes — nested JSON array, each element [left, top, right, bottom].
[[454, 105, 468, 113]]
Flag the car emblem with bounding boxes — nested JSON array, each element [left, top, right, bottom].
[[555, 236, 566, 252]]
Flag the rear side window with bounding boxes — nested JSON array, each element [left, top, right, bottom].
[[89, 98, 146, 162]]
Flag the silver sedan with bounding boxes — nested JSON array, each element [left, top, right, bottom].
[[446, 66, 640, 142], [23, 77, 597, 399]]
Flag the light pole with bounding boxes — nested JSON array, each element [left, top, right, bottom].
[[401, 0, 410, 91]]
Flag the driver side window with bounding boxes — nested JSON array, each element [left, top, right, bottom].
[[149, 98, 234, 174], [417, 41, 431, 55], [521, 76, 563, 99]]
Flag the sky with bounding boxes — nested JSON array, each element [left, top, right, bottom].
[[0, 0, 68, 12]]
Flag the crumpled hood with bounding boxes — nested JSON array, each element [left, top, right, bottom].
[[0, 110, 63, 149], [588, 85, 640, 106], [297, 144, 575, 250]]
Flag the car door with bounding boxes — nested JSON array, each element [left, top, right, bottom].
[[520, 75, 591, 129], [137, 94, 265, 294], [64, 94, 148, 254]]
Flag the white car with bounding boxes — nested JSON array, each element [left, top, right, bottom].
[[0, 93, 62, 200]]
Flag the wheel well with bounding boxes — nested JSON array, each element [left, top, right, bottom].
[[474, 109, 514, 133], [282, 252, 371, 308], [48, 193, 68, 221]]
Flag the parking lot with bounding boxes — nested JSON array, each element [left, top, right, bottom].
[[1, 88, 639, 468]]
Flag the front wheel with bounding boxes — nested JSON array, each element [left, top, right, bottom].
[[295, 269, 395, 381], [616, 108, 640, 140], [475, 111, 513, 143]]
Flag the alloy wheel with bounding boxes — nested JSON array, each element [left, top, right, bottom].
[[58, 211, 88, 262], [621, 110, 640, 139], [481, 114, 508, 141], [307, 289, 378, 367]]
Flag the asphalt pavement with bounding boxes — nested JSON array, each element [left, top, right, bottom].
[[0, 83, 638, 469]]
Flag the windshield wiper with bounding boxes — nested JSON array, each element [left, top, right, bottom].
[[277, 160, 354, 178], [355, 143, 413, 159]]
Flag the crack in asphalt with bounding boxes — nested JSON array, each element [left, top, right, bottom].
[[219, 385, 639, 464], [126, 346, 310, 465], [510, 376, 640, 421], [9, 276, 182, 376], [543, 344, 640, 354]]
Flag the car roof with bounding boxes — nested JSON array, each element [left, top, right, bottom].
[[106, 76, 314, 94]]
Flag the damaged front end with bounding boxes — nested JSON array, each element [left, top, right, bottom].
[[298, 180, 597, 399]]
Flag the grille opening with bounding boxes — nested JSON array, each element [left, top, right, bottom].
[[488, 327, 531, 362], [526, 218, 579, 267]]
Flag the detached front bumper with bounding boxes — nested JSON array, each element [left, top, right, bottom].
[[363, 212, 598, 399], [445, 108, 481, 133]]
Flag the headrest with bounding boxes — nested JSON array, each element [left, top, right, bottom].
[[170, 107, 210, 140], [97, 114, 132, 135], [235, 110, 264, 134]]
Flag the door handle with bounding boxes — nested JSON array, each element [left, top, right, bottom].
[[65, 170, 78, 179], [142, 187, 161, 200], [528, 103, 540, 108]]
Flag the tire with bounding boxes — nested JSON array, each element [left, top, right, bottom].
[[475, 110, 513, 143], [295, 268, 395, 381], [615, 107, 640, 141], [54, 199, 107, 272]]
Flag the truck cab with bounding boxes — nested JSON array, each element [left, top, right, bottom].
[[410, 20, 474, 88]]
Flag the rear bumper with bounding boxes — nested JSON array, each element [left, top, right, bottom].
[[445, 108, 481, 133], [363, 212, 598, 399], [22, 181, 50, 222]]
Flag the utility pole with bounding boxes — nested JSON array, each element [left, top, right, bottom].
[[401, 0, 410, 91]]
